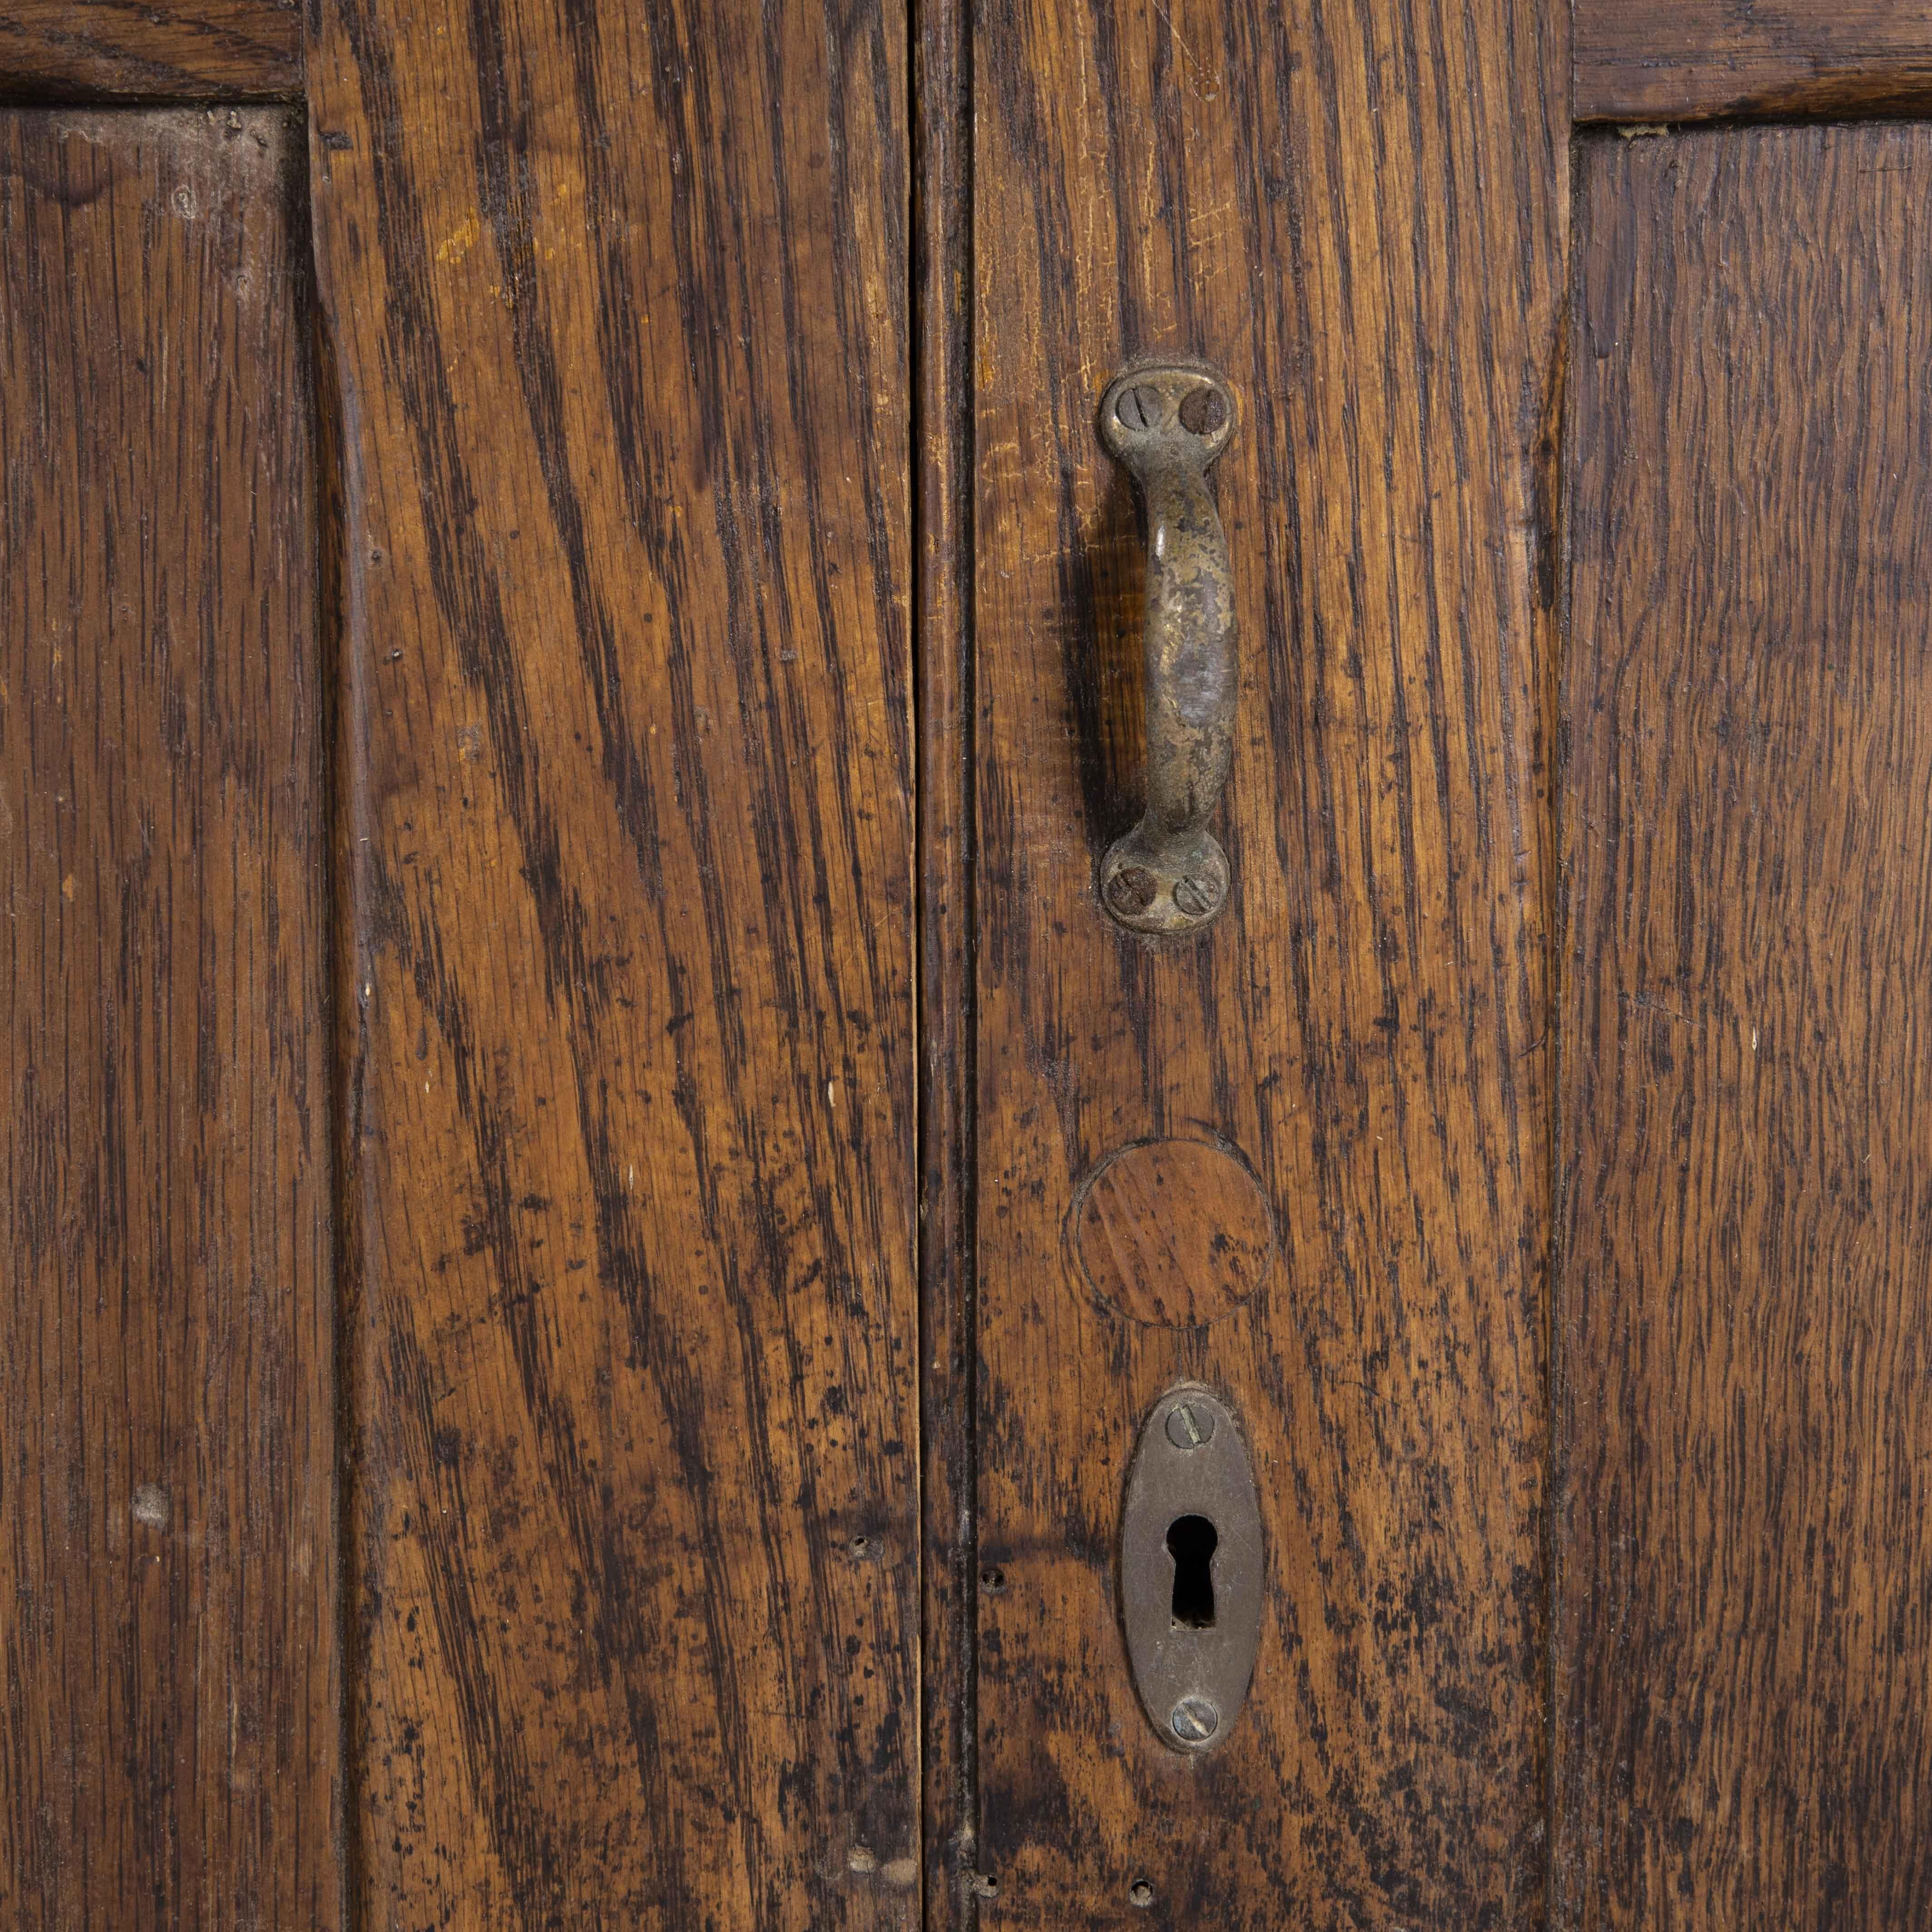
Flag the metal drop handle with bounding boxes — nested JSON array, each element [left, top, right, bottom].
[[1097, 358, 1239, 936]]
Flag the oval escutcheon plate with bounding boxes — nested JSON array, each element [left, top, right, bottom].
[[1119, 1382, 1264, 1754]]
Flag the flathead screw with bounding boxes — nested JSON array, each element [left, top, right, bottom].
[[1172, 873, 1219, 919], [1107, 865, 1159, 916], [1170, 1694, 1220, 1743], [1165, 1402, 1215, 1450]]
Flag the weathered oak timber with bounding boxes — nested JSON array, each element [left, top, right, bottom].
[[307, 1, 922, 1923], [0, 108, 338, 1931], [970, 0, 1566, 1920], [1558, 123, 1932, 1932], [1575, 0, 1932, 123], [0, 3, 300, 101]]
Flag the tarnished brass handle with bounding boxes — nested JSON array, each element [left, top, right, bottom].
[[1097, 359, 1239, 935]]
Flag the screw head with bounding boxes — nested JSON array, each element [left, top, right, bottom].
[[1165, 1402, 1216, 1450], [1179, 385, 1229, 436], [1106, 865, 1160, 916], [1170, 1694, 1220, 1743], [1171, 872, 1221, 919], [1116, 383, 1165, 432]]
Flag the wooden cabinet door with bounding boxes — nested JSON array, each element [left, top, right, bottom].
[[4, 3, 1931, 1928], [956, 0, 1559, 1920], [1554, 119, 1932, 1932], [2, 9, 919, 1928]]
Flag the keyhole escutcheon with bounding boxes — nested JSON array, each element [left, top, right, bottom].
[[1120, 1383, 1263, 1753]]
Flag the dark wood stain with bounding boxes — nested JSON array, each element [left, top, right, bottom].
[[915, 0, 983, 1924], [0, 108, 339, 1929], [0, 2, 300, 102], [306, 0, 920, 1922], [1558, 124, 1932, 1931], [13, 12, 1927, 1929], [969, 0, 1565, 1920], [1574, 0, 1932, 123]]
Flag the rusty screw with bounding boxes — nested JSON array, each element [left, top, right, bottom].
[[1107, 865, 1160, 916], [1179, 385, 1229, 436], [1170, 1695, 1220, 1743], [1165, 1401, 1215, 1450]]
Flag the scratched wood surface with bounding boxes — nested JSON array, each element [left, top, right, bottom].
[[0, 3, 300, 100], [914, 0, 980, 1921], [1574, 0, 1932, 122], [969, 0, 1565, 1921], [0, 110, 338, 1930], [307, 0, 919, 1924], [1557, 125, 1932, 1930]]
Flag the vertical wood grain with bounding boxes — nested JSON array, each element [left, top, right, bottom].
[[0, 109, 339, 1930], [970, 0, 1566, 1922], [1558, 125, 1932, 1931], [916, 0, 981, 1922], [306, 1, 920, 1924]]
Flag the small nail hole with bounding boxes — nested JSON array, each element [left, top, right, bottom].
[[979, 1566, 1007, 1593], [1129, 1878, 1155, 1907]]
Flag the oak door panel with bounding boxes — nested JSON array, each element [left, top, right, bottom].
[[307, 0, 919, 1924], [0, 109, 338, 1930], [970, 0, 1564, 1922], [1558, 125, 1932, 1931]]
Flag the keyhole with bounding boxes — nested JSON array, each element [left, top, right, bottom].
[[1166, 1514, 1218, 1629]]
